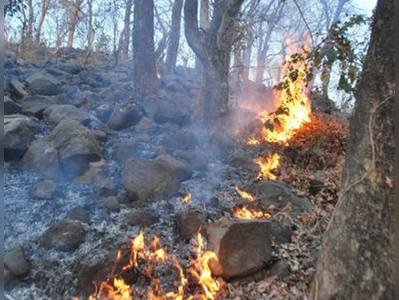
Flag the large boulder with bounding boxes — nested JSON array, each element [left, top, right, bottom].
[[26, 73, 62, 96], [21, 95, 63, 119], [55, 62, 81, 75], [156, 155, 192, 181], [21, 120, 102, 181], [122, 158, 182, 202], [107, 105, 142, 131], [4, 247, 31, 276], [4, 115, 38, 161], [248, 180, 313, 218], [9, 78, 28, 100], [176, 210, 207, 240], [161, 130, 198, 151], [43, 104, 93, 126], [206, 220, 273, 279], [28, 180, 58, 200], [4, 96, 22, 115], [143, 96, 188, 125]]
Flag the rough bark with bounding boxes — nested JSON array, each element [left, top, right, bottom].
[[26, 0, 34, 44], [87, 0, 95, 52], [165, 0, 184, 74], [310, 0, 395, 299], [119, 0, 133, 60], [132, 0, 159, 100], [184, 0, 245, 128], [35, 0, 52, 44], [66, 0, 83, 48]]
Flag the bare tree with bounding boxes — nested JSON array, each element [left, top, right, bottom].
[[66, 0, 84, 48], [184, 0, 245, 127], [164, 0, 184, 73], [132, 0, 159, 99], [310, 0, 395, 298], [35, 0, 52, 44], [118, 0, 133, 60]]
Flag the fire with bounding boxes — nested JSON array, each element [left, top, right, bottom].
[[256, 153, 280, 180], [233, 205, 271, 220], [182, 192, 192, 205], [261, 40, 312, 144], [246, 137, 260, 145], [234, 186, 254, 202], [88, 231, 220, 300]]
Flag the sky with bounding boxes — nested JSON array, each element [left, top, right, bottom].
[[353, 0, 378, 14]]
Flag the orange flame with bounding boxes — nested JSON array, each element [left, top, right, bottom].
[[234, 186, 254, 202], [246, 137, 261, 145], [233, 205, 271, 220], [182, 192, 192, 205], [261, 40, 312, 144], [256, 153, 280, 180]]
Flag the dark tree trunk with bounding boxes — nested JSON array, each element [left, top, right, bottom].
[[35, 0, 51, 44], [119, 0, 133, 60], [310, 0, 395, 299], [132, 0, 158, 99], [67, 0, 83, 48], [184, 0, 245, 128], [165, 0, 184, 74]]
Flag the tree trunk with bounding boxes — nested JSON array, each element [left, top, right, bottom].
[[165, 0, 184, 74], [310, 0, 395, 299], [132, 0, 159, 99], [120, 0, 133, 60], [35, 0, 51, 44], [184, 0, 245, 127], [87, 0, 95, 51], [67, 0, 83, 48], [26, 0, 34, 44]]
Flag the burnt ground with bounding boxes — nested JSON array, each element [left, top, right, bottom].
[[4, 48, 349, 300]]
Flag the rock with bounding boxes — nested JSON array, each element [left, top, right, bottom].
[[180, 150, 210, 172], [206, 219, 272, 279], [123, 209, 159, 227], [107, 105, 142, 131], [26, 73, 62, 96], [122, 158, 182, 202], [156, 155, 192, 181], [96, 104, 114, 124], [135, 117, 160, 135], [28, 180, 58, 200], [309, 179, 325, 196], [55, 62, 81, 74], [269, 221, 292, 244], [48, 120, 102, 180], [4, 247, 31, 276], [268, 260, 290, 279], [43, 104, 93, 126], [143, 96, 188, 125], [41, 219, 86, 252], [4, 96, 23, 115], [4, 115, 38, 161], [74, 159, 109, 184], [4, 268, 14, 287], [99, 197, 120, 212], [21, 95, 62, 119], [176, 210, 207, 240], [114, 139, 142, 163], [229, 149, 257, 173], [94, 177, 117, 197], [66, 207, 91, 224], [161, 130, 198, 151], [10, 78, 28, 100], [249, 181, 313, 218], [209, 131, 235, 158]]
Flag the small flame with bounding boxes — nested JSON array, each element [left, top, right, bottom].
[[256, 153, 281, 180], [233, 205, 271, 220], [246, 137, 261, 145], [157, 71, 161, 79], [234, 186, 254, 202], [182, 192, 192, 205]]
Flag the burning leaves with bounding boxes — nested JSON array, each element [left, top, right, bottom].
[[234, 186, 254, 202], [88, 231, 220, 300], [256, 153, 281, 180], [233, 206, 271, 220], [182, 193, 192, 205]]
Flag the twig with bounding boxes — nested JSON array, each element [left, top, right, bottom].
[[292, 0, 315, 47]]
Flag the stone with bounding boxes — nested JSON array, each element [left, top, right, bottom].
[[268, 260, 290, 279], [94, 177, 117, 197], [180, 150, 210, 172], [122, 159, 181, 202], [4, 96, 23, 115], [248, 180, 313, 218], [309, 179, 325, 196], [206, 219, 273, 279], [143, 96, 188, 125], [96, 104, 114, 124], [4, 247, 31, 276], [123, 209, 159, 227], [114, 139, 142, 163], [4, 115, 38, 161], [26, 73, 62, 96], [21, 95, 62, 119], [66, 207, 91, 224], [161, 130, 198, 151], [41, 219, 86, 252], [176, 210, 207, 240], [156, 155, 192, 181], [55, 62, 81, 74], [43, 104, 93, 126], [229, 149, 257, 173], [10, 78, 28, 100], [28, 180, 58, 200], [75, 159, 109, 184], [209, 131, 236, 158], [4, 268, 14, 287], [107, 105, 142, 131], [99, 197, 120, 212], [269, 221, 292, 244], [135, 117, 160, 135]]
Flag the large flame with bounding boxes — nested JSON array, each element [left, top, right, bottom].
[[256, 153, 281, 180], [261, 40, 312, 144]]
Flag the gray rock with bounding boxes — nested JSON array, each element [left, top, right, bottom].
[[55, 62, 81, 74], [206, 219, 272, 279], [268, 260, 290, 279], [4, 96, 22, 115], [26, 73, 62, 96], [41, 219, 86, 252], [143, 96, 188, 125], [4, 268, 14, 287], [66, 207, 91, 224], [161, 129, 198, 151], [4, 247, 31, 276], [10, 78, 28, 100], [156, 155, 192, 181], [21, 95, 62, 119], [122, 158, 182, 202], [43, 104, 93, 126], [114, 139, 142, 163], [4, 115, 38, 161], [176, 210, 207, 240], [249, 180, 313, 218], [94, 177, 117, 197], [135, 117, 160, 135], [99, 197, 120, 212], [28, 180, 58, 200], [107, 105, 142, 131], [123, 209, 159, 227]]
